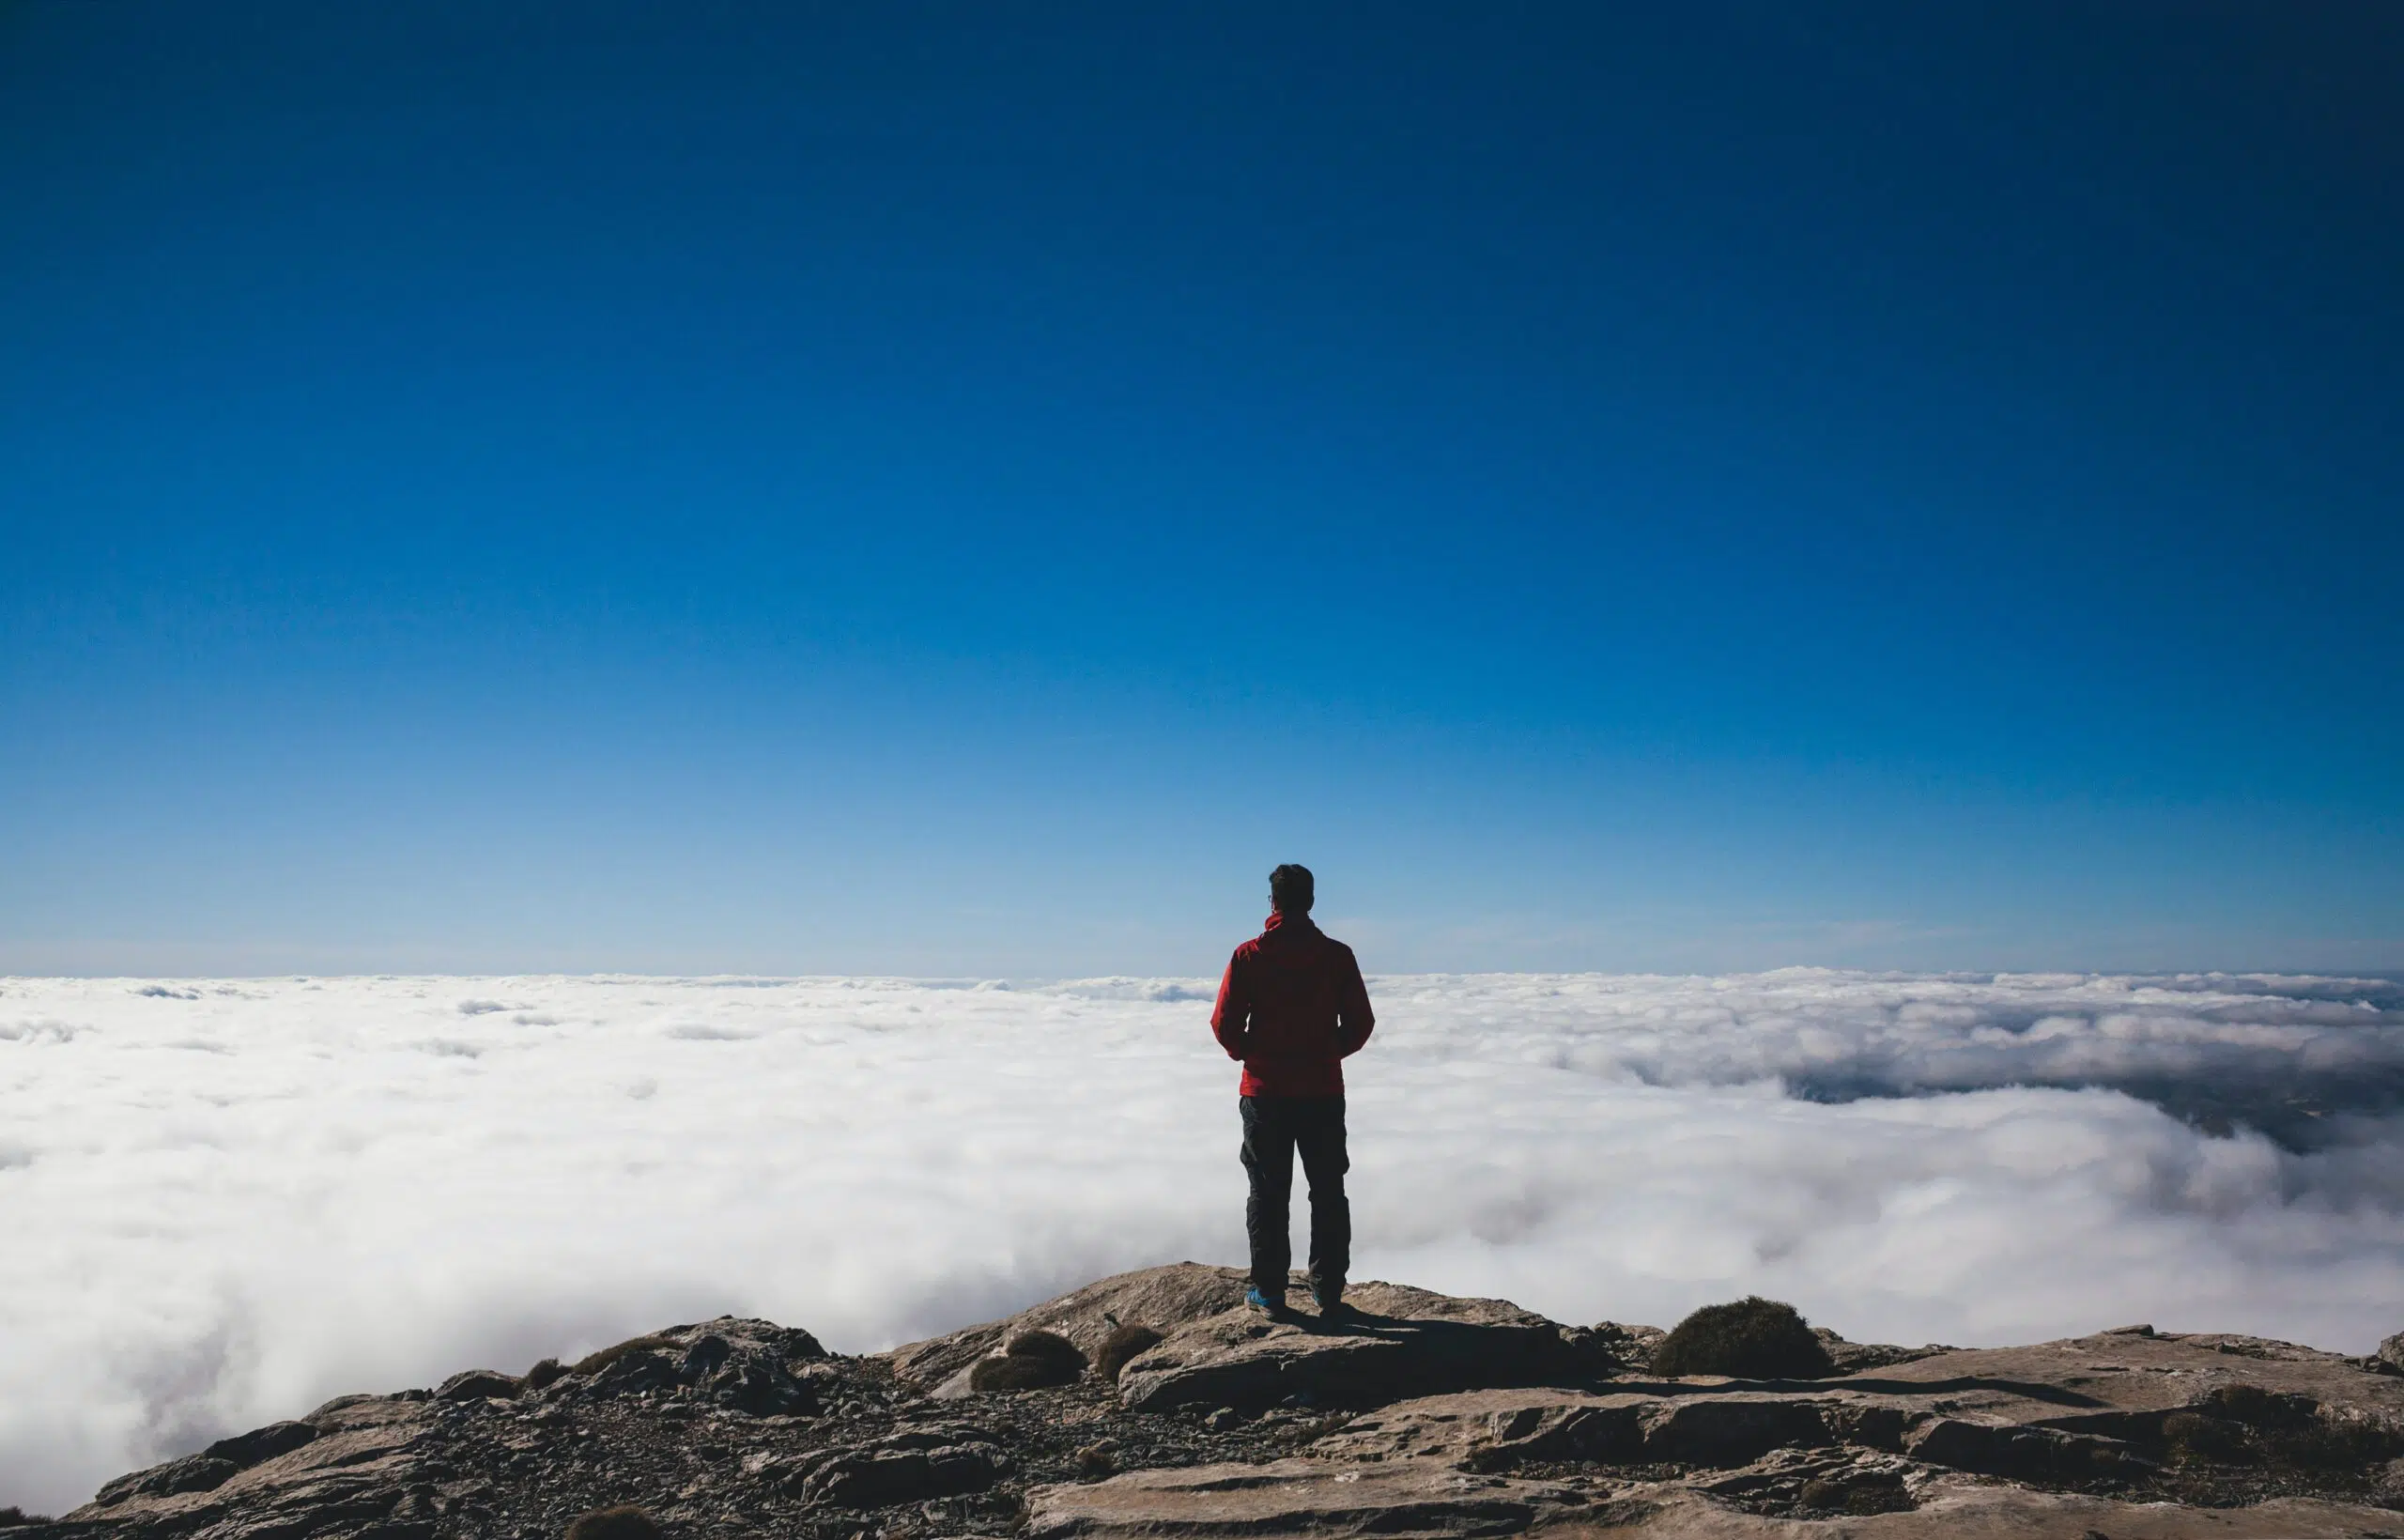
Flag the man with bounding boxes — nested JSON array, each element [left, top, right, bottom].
[[1210, 863, 1375, 1316]]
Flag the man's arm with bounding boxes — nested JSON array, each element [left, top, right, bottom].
[[1334, 945, 1374, 1057], [1210, 952, 1250, 1060]]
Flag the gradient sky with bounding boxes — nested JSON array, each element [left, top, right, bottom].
[[4, 2, 2399, 977]]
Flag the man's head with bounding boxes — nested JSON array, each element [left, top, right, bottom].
[[1269, 863, 1315, 915]]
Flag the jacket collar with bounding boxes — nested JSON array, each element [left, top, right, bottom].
[[1263, 910, 1318, 936]]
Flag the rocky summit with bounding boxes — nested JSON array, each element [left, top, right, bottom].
[[14, 1265, 2404, 1539]]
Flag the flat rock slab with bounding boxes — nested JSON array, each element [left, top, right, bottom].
[[1038, 1457, 2404, 1540], [1114, 1279, 1609, 1412], [1837, 1329, 2404, 1438], [1538, 1483, 2404, 1538], [1321, 1387, 1863, 1470], [1313, 1325, 2404, 1464], [889, 1265, 1613, 1410], [1318, 1384, 2137, 1474], [1026, 1456, 1608, 1538]]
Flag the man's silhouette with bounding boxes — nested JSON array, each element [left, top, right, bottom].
[[1210, 863, 1375, 1315]]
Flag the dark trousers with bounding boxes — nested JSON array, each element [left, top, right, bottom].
[[1240, 1094, 1349, 1300]]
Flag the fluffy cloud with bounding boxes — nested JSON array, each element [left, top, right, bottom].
[[1, 970, 2398, 1514]]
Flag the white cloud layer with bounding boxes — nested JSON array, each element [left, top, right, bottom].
[[4, 969, 2402, 1514]]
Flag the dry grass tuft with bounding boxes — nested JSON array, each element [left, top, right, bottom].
[[570, 1336, 679, 1378], [1652, 1296, 1837, 1379], [968, 1328, 1086, 1391], [1094, 1324, 1164, 1381], [563, 1504, 661, 1539]]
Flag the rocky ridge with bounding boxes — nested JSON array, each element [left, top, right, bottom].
[[12, 1265, 2404, 1539]]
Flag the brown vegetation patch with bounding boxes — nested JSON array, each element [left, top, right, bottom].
[[563, 1503, 661, 1539], [1094, 1324, 1163, 1382], [571, 1336, 680, 1378], [969, 1330, 1087, 1392], [1653, 1297, 1837, 1379]]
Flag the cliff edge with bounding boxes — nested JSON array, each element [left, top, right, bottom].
[[14, 1263, 2404, 1539]]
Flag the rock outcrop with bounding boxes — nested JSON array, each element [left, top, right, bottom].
[[1102, 1275, 1622, 1413], [10, 1266, 2404, 1539]]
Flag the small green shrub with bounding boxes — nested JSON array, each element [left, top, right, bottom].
[[563, 1504, 661, 1540], [523, 1357, 566, 1391], [1094, 1324, 1164, 1381], [1652, 1297, 1837, 1379]]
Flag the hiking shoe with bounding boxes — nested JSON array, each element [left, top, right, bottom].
[[1246, 1286, 1288, 1314], [1315, 1296, 1352, 1320]]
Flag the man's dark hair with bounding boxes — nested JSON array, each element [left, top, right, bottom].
[[1269, 864, 1315, 914]]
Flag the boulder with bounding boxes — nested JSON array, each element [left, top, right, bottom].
[[587, 1347, 680, 1397], [538, 1317, 824, 1412], [434, 1369, 521, 1401], [678, 1333, 732, 1379], [2381, 1330, 2404, 1374], [1590, 1321, 1666, 1369], [201, 1421, 319, 1468]]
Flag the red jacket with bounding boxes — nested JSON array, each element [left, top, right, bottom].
[[1210, 911, 1374, 1098]]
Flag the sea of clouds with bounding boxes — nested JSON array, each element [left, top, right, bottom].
[[6, 968, 2404, 1514]]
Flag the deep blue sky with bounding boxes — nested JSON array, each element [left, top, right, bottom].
[[4, 2, 2399, 976]]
